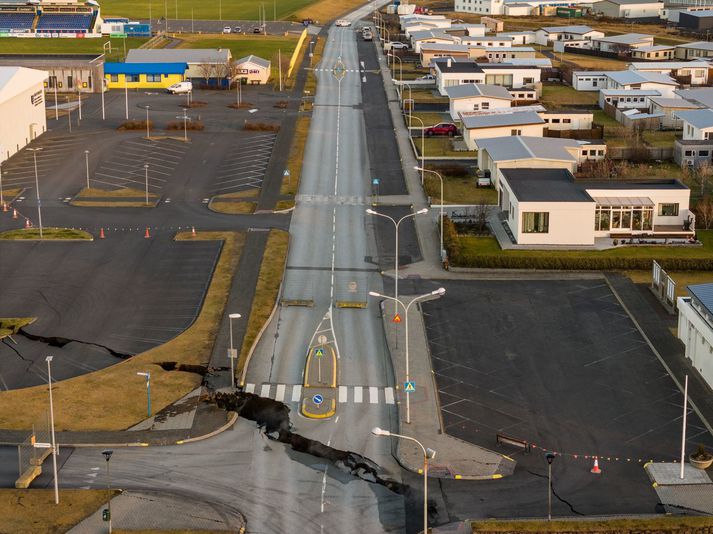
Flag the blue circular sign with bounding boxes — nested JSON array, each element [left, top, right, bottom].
[[312, 394, 324, 405]]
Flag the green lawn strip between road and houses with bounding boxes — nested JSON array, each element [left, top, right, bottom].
[[445, 224, 713, 270], [0, 37, 148, 61], [626, 269, 713, 298], [414, 137, 476, 158], [0, 318, 36, 340], [0, 489, 117, 534], [470, 516, 713, 532], [0, 228, 93, 240], [540, 83, 598, 108], [0, 231, 245, 431], [423, 174, 498, 205]]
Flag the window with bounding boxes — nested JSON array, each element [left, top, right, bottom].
[[482, 101, 489, 109], [700, 150, 710, 157], [126, 74, 139, 82], [522, 212, 549, 233], [598, 150, 605, 156], [551, 118, 560, 123], [685, 150, 694, 157], [67, 75, 73, 89], [523, 77, 534, 84], [563, 118, 571, 123], [110, 74, 118, 82], [659, 203, 679, 216], [706, 132, 712, 140], [582, 149, 588, 156], [511, 129, 522, 135], [473, 103, 480, 110], [146, 74, 161, 82]]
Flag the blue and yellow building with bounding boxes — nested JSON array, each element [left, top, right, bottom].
[[104, 62, 187, 89]]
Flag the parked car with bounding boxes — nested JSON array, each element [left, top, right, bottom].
[[222, 26, 231, 34], [389, 41, 409, 50], [425, 123, 459, 137], [166, 81, 193, 94], [362, 30, 373, 41], [253, 26, 264, 33], [233, 26, 242, 33], [416, 74, 435, 81], [302, 18, 313, 26], [335, 19, 351, 27]]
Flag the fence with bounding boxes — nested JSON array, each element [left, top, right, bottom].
[[651, 260, 677, 314], [286, 29, 308, 79], [563, 45, 621, 60], [545, 125, 603, 139], [16, 411, 51, 488], [607, 146, 674, 160]]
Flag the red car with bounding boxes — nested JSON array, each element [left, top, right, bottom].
[[425, 123, 459, 137]]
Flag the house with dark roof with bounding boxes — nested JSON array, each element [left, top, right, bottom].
[[433, 58, 542, 95], [497, 168, 693, 245], [677, 283, 713, 390]]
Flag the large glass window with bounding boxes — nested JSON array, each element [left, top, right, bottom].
[[659, 203, 679, 216], [596, 205, 653, 231], [522, 212, 549, 233], [146, 74, 161, 82]]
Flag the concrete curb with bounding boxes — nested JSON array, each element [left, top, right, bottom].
[[174, 411, 238, 445]]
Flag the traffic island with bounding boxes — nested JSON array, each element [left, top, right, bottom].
[[0, 227, 93, 240], [209, 191, 258, 215], [70, 187, 161, 208]]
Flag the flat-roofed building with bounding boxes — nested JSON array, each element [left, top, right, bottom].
[[0, 66, 47, 163]]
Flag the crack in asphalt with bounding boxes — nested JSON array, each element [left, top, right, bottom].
[[526, 469, 585, 516], [17, 328, 133, 359], [1, 337, 31, 362]]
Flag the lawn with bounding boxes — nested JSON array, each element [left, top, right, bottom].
[[470, 516, 713, 533], [557, 51, 628, 71], [626, 269, 713, 298], [410, 88, 448, 104], [642, 129, 678, 149], [540, 83, 598, 108], [0, 37, 147, 61], [1, 489, 115, 534], [423, 174, 498, 205], [99, 0, 311, 21], [414, 137, 476, 158], [0, 317, 35, 340], [0, 231, 245, 431], [406, 112, 448, 127], [0, 228, 93, 240], [281, 114, 310, 196]]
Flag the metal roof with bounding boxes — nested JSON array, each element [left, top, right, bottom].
[[688, 283, 713, 318], [445, 83, 512, 99], [484, 46, 535, 52], [0, 66, 48, 104], [476, 136, 582, 162], [595, 33, 653, 44], [500, 169, 594, 202], [540, 25, 596, 34], [680, 9, 713, 17], [630, 60, 709, 70], [675, 108, 713, 129], [420, 43, 469, 52], [601, 0, 662, 4], [607, 70, 677, 86], [236, 55, 270, 68], [677, 41, 713, 51], [126, 49, 231, 64], [635, 45, 675, 52], [104, 62, 187, 75], [462, 110, 544, 129], [649, 96, 701, 108], [590, 196, 654, 206], [600, 89, 661, 95], [676, 87, 713, 108]]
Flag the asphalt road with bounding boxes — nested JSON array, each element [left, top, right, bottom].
[[143, 19, 306, 35]]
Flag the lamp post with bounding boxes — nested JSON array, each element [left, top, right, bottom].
[[409, 115, 426, 184], [0, 149, 4, 209], [124, 76, 128, 120], [365, 208, 428, 312], [389, 52, 402, 84], [546, 452, 555, 521], [137, 371, 151, 417], [84, 150, 90, 190], [46, 355, 59, 504], [102, 449, 113, 533], [402, 81, 413, 127], [175, 109, 189, 142], [372, 427, 434, 534], [28, 147, 43, 239], [228, 313, 241, 389], [369, 288, 445, 425], [53, 79, 59, 121], [145, 105, 150, 139], [416, 166, 445, 261], [144, 164, 149, 205]]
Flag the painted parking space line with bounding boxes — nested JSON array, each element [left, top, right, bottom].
[[385, 387, 395, 405], [245, 383, 255, 393]]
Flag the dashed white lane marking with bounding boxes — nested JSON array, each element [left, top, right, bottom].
[[245, 383, 255, 393], [291, 384, 302, 402], [260, 384, 271, 398], [354, 386, 363, 404], [369, 386, 378, 404], [275, 384, 286, 402], [339, 386, 348, 403], [385, 387, 395, 405]]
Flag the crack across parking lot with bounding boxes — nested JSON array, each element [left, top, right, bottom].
[[17, 328, 133, 359]]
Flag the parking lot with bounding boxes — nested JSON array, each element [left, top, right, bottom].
[[209, 132, 277, 195], [421, 279, 713, 462]]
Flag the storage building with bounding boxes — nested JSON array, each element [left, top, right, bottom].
[[0, 66, 47, 163], [104, 62, 187, 89]]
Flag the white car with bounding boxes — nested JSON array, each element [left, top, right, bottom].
[[389, 42, 408, 50], [167, 81, 193, 94], [416, 74, 435, 81], [335, 19, 351, 27], [222, 26, 231, 34]]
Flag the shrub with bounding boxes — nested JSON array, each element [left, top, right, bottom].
[[428, 163, 470, 177], [118, 120, 152, 131], [227, 102, 254, 109], [244, 121, 280, 132], [165, 120, 205, 131]]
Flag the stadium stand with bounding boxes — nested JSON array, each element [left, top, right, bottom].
[[0, 12, 35, 33], [36, 13, 93, 33]]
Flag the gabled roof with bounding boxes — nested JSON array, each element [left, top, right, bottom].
[[573, 71, 608, 77], [676, 87, 713, 107], [104, 62, 187, 75], [462, 110, 544, 129], [600, 88, 661, 95], [484, 46, 535, 52], [630, 60, 709, 70], [596, 33, 653, 45], [677, 41, 713, 51], [236, 55, 270, 68], [445, 83, 513, 100], [0, 66, 47, 104], [634, 45, 675, 52], [607, 70, 677, 86], [688, 283, 713, 318], [126, 49, 231, 64], [675, 108, 713, 129], [539, 25, 596, 34], [649, 96, 701, 109], [477, 136, 584, 162], [410, 30, 454, 41]]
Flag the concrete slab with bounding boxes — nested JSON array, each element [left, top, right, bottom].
[[646, 462, 713, 485]]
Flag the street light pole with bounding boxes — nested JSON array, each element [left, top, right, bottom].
[[389, 52, 402, 85], [28, 147, 43, 239], [84, 150, 90, 190], [228, 313, 241, 389], [124, 77, 128, 120], [102, 449, 113, 533], [144, 164, 149, 205], [145, 105, 150, 139], [46, 355, 59, 505], [417, 167, 445, 261], [369, 289, 445, 425], [409, 115, 426, 184], [546, 452, 555, 521], [372, 428, 434, 534], [137, 371, 151, 417]]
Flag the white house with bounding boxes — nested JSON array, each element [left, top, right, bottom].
[[444, 23, 487, 37], [400, 15, 450, 31], [504, 2, 534, 15], [0, 66, 47, 163], [434, 59, 541, 95], [676, 87, 713, 108], [460, 36, 514, 48], [630, 61, 710, 86], [484, 46, 536, 63], [540, 111, 593, 130], [498, 168, 693, 246], [454, 0, 593, 15], [677, 108, 713, 141], [534, 25, 604, 46], [497, 31, 537, 45], [476, 136, 606, 186], [599, 88, 661, 109], [630, 45, 675, 61], [420, 43, 472, 67], [410, 30, 459, 53], [445, 83, 513, 121], [677, 284, 713, 391], [591, 33, 654, 53], [675, 41, 713, 60], [462, 110, 545, 149], [572, 71, 609, 91], [605, 70, 678, 98], [649, 97, 702, 128], [234, 55, 270, 84], [594, 0, 664, 19]]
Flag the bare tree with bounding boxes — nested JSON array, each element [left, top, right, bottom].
[[198, 63, 217, 88], [214, 62, 230, 89], [693, 196, 713, 229]]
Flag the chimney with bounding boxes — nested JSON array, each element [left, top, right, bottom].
[[447, 57, 452, 68]]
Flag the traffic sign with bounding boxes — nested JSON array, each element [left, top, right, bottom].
[[404, 381, 415, 393], [283, 169, 290, 176], [314, 348, 325, 357], [372, 178, 380, 185], [393, 314, 401, 323], [313, 394, 324, 405]]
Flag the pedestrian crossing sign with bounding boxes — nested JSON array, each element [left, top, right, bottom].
[[393, 314, 401, 323], [404, 381, 415, 393], [314, 348, 324, 357]]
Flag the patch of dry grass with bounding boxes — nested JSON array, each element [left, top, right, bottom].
[[209, 201, 257, 214], [281, 115, 311, 196], [275, 199, 295, 210], [470, 516, 713, 532], [291, 0, 366, 23], [0, 232, 245, 431], [0, 489, 115, 534], [0, 228, 93, 240], [625, 270, 713, 298], [75, 187, 160, 200], [238, 230, 288, 371], [304, 35, 326, 96], [1, 188, 23, 201], [0, 317, 36, 340]]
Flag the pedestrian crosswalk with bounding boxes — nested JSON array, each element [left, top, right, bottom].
[[242, 383, 396, 405], [296, 194, 366, 206]]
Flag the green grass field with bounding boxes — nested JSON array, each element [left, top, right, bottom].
[[99, 0, 315, 21], [0, 37, 147, 61], [177, 35, 299, 63]]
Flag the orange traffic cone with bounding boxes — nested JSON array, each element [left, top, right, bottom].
[[99, 227, 105, 239], [590, 457, 602, 475], [12, 208, 18, 219], [144, 227, 151, 239], [2, 202, 7, 212], [191, 226, 196, 237], [24, 218, 31, 229]]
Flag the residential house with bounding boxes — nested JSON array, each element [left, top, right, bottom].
[[233, 55, 270, 85], [594, 0, 664, 19], [454, 0, 593, 15], [534, 25, 604, 46], [677, 283, 713, 391], [598, 88, 661, 110], [605, 70, 678, 98], [410, 30, 459, 53], [674, 108, 713, 168], [497, 168, 693, 246], [648, 96, 702, 128], [675, 41, 713, 60], [476, 135, 606, 186], [433, 58, 541, 94], [676, 87, 713, 108], [125, 49, 232, 86], [400, 14, 449, 30], [540, 111, 594, 130], [459, 36, 514, 48], [504, 2, 534, 15], [630, 61, 710, 86], [462, 110, 546, 149], [484, 46, 536, 63], [631, 45, 675, 61], [104, 62, 187, 89], [443, 23, 487, 37], [445, 83, 513, 121], [420, 43, 471, 67], [678, 9, 713, 31], [496, 31, 537, 45], [591, 33, 654, 53], [572, 71, 609, 91]]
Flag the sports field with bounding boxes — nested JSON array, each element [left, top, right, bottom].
[[178, 34, 300, 62], [100, 0, 315, 20], [0, 37, 147, 61]]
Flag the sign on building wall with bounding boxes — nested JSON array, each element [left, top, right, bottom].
[[30, 90, 43, 106]]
